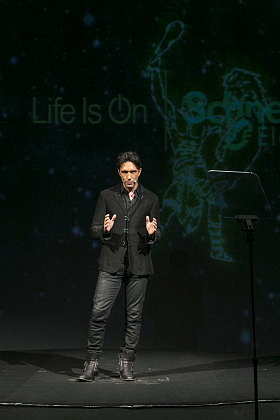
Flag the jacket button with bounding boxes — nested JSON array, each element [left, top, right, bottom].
[[121, 240, 126, 247]]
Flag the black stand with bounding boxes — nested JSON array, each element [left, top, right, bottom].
[[207, 170, 272, 420], [235, 215, 259, 420]]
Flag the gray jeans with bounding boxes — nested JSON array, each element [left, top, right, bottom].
[[87, 270, 149, 361]]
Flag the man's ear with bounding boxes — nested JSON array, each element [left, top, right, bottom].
[[138, 167, 142, 176]]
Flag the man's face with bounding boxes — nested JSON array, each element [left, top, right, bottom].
[[118, 161, 142, 189]]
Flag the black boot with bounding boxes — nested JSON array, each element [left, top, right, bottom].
[[119, 356, 135, 381], [78, 359, 99, 382]]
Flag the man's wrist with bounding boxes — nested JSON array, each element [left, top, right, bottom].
[[103, 230, 111, 239], [146, 232, 155, 244]]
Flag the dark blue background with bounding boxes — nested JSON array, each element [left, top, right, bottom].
[[1, 0, 280, 355]]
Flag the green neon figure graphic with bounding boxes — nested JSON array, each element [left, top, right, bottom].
[[146, 21, 269, 262]]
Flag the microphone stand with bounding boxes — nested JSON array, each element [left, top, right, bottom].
[[235, 215, 259, 420], [207, 170, 271, 420]]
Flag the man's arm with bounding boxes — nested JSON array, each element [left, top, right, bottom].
[[90, 192, 111, 241]]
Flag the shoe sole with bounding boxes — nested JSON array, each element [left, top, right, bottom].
[[77, 372, 98, 382]]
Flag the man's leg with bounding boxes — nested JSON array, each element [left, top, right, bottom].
[[79, 270, 123, 381], [87, 270, 123, 359], [119, 273, 149, 379]]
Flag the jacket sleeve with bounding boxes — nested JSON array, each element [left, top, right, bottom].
[[145, 195, 161, 245], [90, 192, 111, 241]]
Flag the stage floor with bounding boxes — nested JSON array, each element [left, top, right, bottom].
[[0, 349, 279, 407]]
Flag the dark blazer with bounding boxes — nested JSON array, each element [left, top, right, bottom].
[[90, 183, 160, 275]]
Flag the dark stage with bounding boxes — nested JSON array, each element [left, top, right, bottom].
[[0, 349, 280, 419]]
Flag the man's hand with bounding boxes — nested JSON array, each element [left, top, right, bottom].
[[104, 214, 116, 233], [146, 216, 157, 235]]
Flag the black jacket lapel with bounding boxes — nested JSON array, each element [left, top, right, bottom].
[[113, 192, 126, 216]]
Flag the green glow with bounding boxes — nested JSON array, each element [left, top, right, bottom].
[[147, 21, 269, 262]]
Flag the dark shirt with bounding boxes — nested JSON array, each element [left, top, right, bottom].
[[120, 182, 141, 214], [118, 183, 141, 273]]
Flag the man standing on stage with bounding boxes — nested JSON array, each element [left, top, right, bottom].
[[78, 151, 160, 381]]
